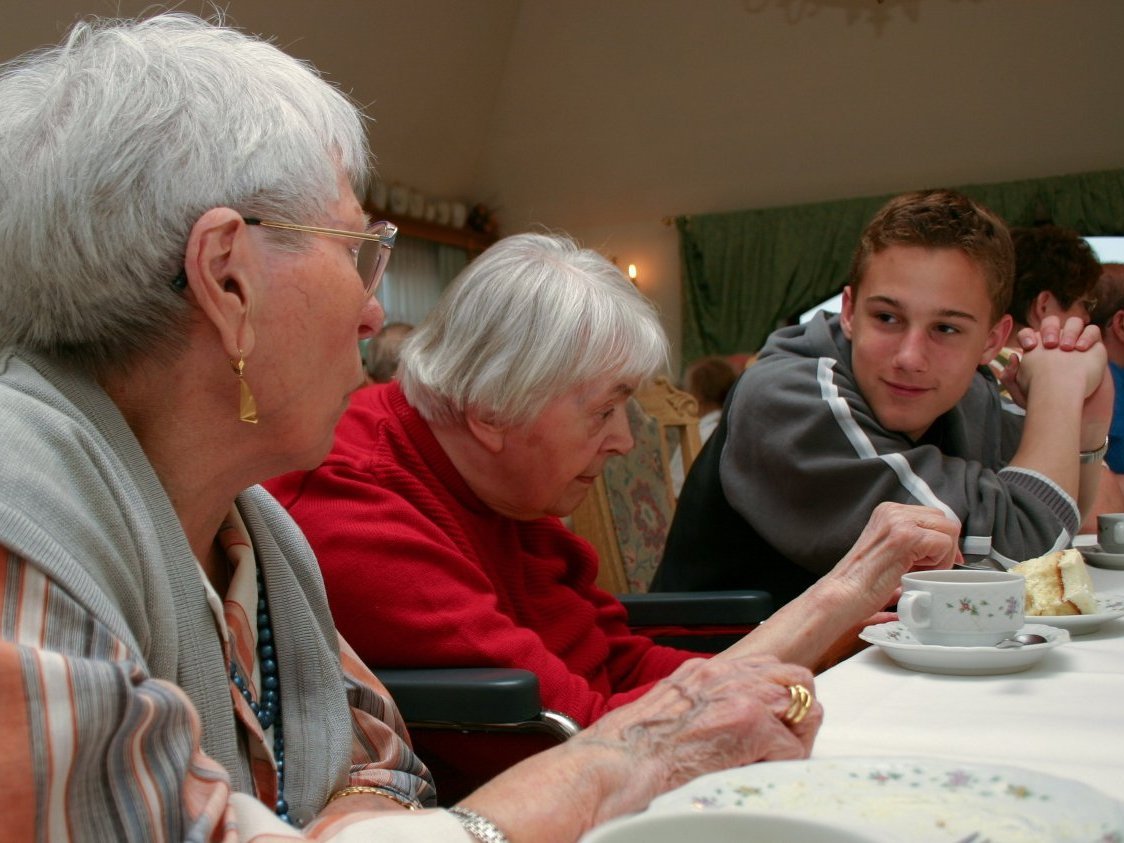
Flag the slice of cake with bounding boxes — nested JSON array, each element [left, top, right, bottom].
[[1010, 549, 1098, 616]]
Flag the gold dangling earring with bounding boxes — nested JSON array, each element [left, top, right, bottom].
[[229, 351, 259, 424]]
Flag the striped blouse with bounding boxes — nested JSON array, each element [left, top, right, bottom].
[[0, 510, 466, 842]]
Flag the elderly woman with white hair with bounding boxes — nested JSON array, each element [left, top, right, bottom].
[[268, 233, 962, 728], [0, 12, 858, 843]]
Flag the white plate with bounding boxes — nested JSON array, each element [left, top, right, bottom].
[[859, 622, 1067, 675], [581, 809, 880, 843], [1080, 543, 1124, 570], [645, 756, 1124, 842], [1027, 591, 1124, 634]]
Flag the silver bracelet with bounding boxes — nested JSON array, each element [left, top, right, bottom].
[[1080, 436, 1109, 464], [447, 807, 509, 843]]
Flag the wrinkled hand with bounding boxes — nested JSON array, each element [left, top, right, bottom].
[[826, 502, 960, 615], [579, 655, 820, 821]]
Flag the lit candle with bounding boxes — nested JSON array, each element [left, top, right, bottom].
[[627, 264, 638, 283]]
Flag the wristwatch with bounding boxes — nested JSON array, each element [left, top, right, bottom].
[[448, 807, 509, 843], [1080, 437, 1109, 464]]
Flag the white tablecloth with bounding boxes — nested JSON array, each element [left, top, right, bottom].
[[812, 560, 1124, 801]]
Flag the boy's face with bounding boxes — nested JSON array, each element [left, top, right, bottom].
[[841, 245, 1011, 441]]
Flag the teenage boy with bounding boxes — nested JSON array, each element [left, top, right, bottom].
[[653, 189, 1111, 605]]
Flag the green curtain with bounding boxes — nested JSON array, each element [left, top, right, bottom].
[[679, 167, 1124, 363]]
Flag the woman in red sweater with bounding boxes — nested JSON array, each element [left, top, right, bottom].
[[265, 233, 959, 728]]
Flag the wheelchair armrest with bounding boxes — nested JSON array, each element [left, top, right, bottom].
[[619, 590, 774, 626], [376, 667, 548, 725], [378, 668, 580, 805]]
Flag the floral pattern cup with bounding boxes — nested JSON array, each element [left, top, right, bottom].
[[898, 570, 1025, 646]]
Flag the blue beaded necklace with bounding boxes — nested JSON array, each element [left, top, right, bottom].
[[229, 567, 290, 824]]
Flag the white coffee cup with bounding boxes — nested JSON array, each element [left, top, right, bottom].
[[1097, 513, 1124, 553], [897, 570, 1025, 646]]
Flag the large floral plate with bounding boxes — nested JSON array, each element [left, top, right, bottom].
[[858, 622, 1067, 675], [645, 756, 1124, 842], [581, 809, 881, 843], [1028, 591, 1124, 635]]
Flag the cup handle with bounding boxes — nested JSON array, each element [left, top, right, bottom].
[[897, 590, 931, 629], [1115, 523, 1124, 546]]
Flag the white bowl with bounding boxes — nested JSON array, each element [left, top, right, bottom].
[[581, 809, 881, 843]]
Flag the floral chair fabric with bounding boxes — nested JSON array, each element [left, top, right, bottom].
[[570, 378, 702, 594], [600, 399, 673, 593]]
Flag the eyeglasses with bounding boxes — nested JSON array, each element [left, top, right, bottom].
[[1078, 296, 1098, 314], [243, 217, 397, 295]]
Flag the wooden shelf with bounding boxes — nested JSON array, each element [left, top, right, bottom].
[[384, 215, 498, 256]]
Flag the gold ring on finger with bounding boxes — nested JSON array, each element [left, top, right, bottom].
[[782, 683, 813, 725]]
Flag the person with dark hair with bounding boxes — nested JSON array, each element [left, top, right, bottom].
[[685, 355, 739, 422], [989, 225, 1101, 389], [365, 321, 414, 383], [1088, 264, 1124, 507], [671, 355, 739, 494], [654, 189, 1110, 604], [1092, 263, 1124, 471], [1008, 225, 1101, 331]]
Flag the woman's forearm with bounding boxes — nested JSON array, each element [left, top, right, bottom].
[[457, 657, 819, 842], [458, 733, 635, 843], [716, 576, 861, 668], [716, 502, 963, 670]]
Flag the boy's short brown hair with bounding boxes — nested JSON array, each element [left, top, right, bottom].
[[849, 189, 1015, 323]]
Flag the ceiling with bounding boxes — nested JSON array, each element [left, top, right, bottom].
[[5, 0, 1124, 363], [9, 0, 1124, 228]]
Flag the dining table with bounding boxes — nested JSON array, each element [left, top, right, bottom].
[[811, 539, 1124, 803], [604, 542, 1124, 842]]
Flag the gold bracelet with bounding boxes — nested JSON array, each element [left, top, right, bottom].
[[326, 785, 420, 810]]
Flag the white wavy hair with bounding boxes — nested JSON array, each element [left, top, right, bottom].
[[0, 13, 369, 371], [399, 232, 668, 428]]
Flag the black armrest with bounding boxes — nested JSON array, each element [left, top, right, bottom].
[[620, 590, 773, 626], [376, 667, 544, 724]]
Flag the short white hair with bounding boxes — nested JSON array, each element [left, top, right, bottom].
[[0, 13, 369, 371], [400, 233, 668, 428]]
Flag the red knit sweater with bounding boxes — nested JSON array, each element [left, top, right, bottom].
[[264, 382, 696, 727]]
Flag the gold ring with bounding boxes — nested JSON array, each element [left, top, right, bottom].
[[782, 683, 813, 725]]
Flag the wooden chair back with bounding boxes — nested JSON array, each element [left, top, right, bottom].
[[570, 376, 702, 594]]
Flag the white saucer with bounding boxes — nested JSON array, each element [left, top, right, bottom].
[[859, 622, 1068, 675], [1028, 591, 1124, 635], [1079, 543, 1124, 570]]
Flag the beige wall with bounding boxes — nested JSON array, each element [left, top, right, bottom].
[[5, 0, 1123, 373], [479, 0, 1124, 373]]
